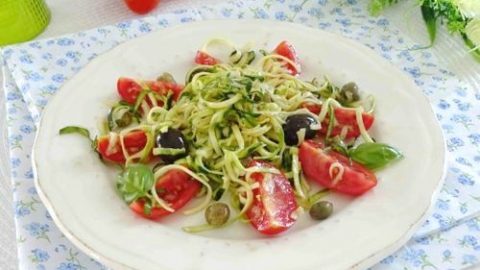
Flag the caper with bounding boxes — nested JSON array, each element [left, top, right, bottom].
[[115, 111, 133, 128], [339, 82, 360, 104], [205, 202, 230, 226], [309, 201, 333, 220], [157, 72, 176, 83]]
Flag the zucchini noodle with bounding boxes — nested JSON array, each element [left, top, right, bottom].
[[200, 38, 237, 54], [106, 132, 119, 155], [364, 95, 376, 114], [259, 54, 301, 74], [147, 93, 158, 108], [339, 126, 349, 140], [318, 98, 342, 123], [329, 162, 345, 187], [202, 93, 242, 109], [290, 147, 306, 198], [356, 107, 374, 143]]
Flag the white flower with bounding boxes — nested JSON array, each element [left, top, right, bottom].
[[465, 19, 480, 48], [452, 0, 480, 18]]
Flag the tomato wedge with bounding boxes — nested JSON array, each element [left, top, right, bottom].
[[117, 77, 183, 105], [117, 77, 143, 104], [245, 160, 298, 235], [96, 130, 148, 163], [301, 102, 322, 115], [146, 80, 183, 102], [273, 41, 300, 75], [129, 169, 201, 219], [302, 103, 374, 139], [194, 51, 219, 65], [299, 140, 377, 196]]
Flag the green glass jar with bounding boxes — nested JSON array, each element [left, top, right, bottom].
[[0, 0, 51, 46]]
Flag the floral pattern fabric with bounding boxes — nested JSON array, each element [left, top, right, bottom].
[[2, 0, 480, 269]]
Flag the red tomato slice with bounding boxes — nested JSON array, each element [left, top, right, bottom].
[[299, 140, 377, 196], [301, 102, 321, 114], [117, 77, 143, 104], [302, 103, 374, 139], [129, 169, 201, 219], [164, 82, 183, 101], [146, 80, 183, 102], [123, 0, 159, 14], [96, 130, 148, 163], [117, 77, 183, 106], [273, 41, 300, 75], [194, 51, 219, 65], [245, 160, 298, 235]]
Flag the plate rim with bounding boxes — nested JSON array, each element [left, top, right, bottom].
[[32, 19, 448, 270]]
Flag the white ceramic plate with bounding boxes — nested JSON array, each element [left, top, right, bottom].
[[33, 20, 446, 270]]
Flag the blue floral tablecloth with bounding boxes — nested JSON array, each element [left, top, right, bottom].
[[2, 0, 480, 269]]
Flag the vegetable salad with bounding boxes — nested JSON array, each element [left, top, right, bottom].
[[60, 39, 402, 235]]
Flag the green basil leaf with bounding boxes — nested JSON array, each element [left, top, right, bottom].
[[59, 126, 91, 139], [116, 164, 155, 203], [60, 126, 100, 152], [349, 142, 403, 170]]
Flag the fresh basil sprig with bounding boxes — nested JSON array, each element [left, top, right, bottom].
[[349, 142, 403, 170], [116, 164, 155, 204]]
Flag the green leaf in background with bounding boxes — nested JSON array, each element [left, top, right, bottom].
[[462, 28, 480, 62], [421, 2, 437, 46], [116, 164, 155, 204], [462, 33, 480, 61], [349, 142, 403, 170], [368, 0, 398, 16], [59, 126, 91, 139], [367, 0, 480, 62]]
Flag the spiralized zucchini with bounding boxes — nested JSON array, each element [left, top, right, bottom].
[[161, 54, 318, 211]]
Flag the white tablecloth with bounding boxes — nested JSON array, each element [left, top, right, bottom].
[[0, 0, 478, 269]]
